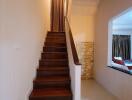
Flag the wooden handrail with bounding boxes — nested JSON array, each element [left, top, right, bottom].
[[65, 17, 81, 65]]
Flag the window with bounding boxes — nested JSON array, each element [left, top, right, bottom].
[[108, 8, 132, 75]]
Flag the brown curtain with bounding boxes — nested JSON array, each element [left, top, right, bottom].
[[51, 0, 64, 32], [112, 35, 131, 60]]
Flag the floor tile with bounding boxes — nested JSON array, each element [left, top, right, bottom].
[[81, 80, 117, 100]]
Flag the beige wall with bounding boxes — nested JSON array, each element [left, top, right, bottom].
[[70, 0, 98, 79], [0, 0, 51, 100], [71, 15, 95, 42], [70, 0, 98, 42], [95, 0, 132, 100], [66, 0, 72, 22]]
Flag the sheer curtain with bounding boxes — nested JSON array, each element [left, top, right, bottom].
[[112, 35, 131, 60], [51, 0, 64, 32]]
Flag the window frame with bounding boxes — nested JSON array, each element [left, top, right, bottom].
[[107, 8, 132, 75]]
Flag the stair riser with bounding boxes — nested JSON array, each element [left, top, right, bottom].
[[39, 66, 68, 68], [46, 38, 66, 42], [46, 37, 65, 40], [48, 32, 65, 34], [45, 40, 66, 42], [37, 71, 69, 77], [46, 40, 66, 44], [42, 54, 67, 59], [43, 47, 67, 52], [47, 36, 65, 38], [30, 96, 72, 100], [45, 43, 66, 47], [39, 61, 68, 66], [47, 35, 65, 38], [46, 37, 66, 40], [45, 40, 66, 43], [33, 82, 70, 89]]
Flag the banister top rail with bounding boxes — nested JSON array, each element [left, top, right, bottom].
[[65, 17, 81, 65]]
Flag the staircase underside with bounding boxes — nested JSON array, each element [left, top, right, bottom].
[[29, 32, 72, 100]]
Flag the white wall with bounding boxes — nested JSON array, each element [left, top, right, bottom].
[[95, 0, 132, 100], [65, 15, 81, 100], [0, 0, 51, 100]]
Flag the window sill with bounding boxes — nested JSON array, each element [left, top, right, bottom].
[[108, 66, 132, 75]]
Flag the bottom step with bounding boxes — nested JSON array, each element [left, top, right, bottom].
[[29, 88, 72, 100]]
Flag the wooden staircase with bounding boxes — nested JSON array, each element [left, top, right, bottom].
[[29, 32, 72, 100]]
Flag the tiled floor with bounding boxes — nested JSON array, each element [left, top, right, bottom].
[[81, 80, 117, 100]]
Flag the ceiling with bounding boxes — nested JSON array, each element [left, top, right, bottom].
[[113, 10, 132, 30]]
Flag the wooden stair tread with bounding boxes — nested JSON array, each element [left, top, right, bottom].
[[47, 35, 65, 37], [37, 68, 69, 77], [45, 41, 66, 43], [45, 42, 66, 44], [42, 52, 67, 55], [44, 46, 66, 48], [47, 33, 65, 35], [48, 33, 65, 35], [39, 66, 69, 68], [43, 52, 67, 53], [35, 76, 70, 82], [46, 37, 65, 39], [46, 35, 66, 39], [48, 31, 65, 33], [40, 59, 68, 61], [30, 88, 72, 97], [38, 67, 69, 71], [45, 41, 66, 44], [43, 47, 67, 52]]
